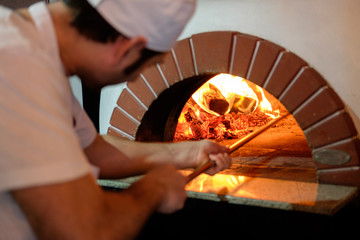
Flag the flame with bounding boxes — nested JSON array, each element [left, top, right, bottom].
[[177, 112, 193, 136], [192, 74, 258, 116], [174, 73, 282, 141], [256, 86, 280, 119]]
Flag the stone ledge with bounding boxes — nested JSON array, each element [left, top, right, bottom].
[[98, 173, 358, 216]]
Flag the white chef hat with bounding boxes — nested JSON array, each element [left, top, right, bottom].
[[87, 0, 196, 52]]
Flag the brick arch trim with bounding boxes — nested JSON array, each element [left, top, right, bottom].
[[108, 31, 360, 187]]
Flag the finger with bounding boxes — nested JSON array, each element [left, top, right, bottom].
[[208, 153, 232, 173], [218, 153, 231, 170], [202, 140, 229, 154]]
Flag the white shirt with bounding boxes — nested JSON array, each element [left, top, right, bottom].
[[0, 2, 97, 239]]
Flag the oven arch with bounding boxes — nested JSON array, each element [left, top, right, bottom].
[[107, 31, 360, 187]]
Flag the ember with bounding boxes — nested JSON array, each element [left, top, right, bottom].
[[174, 74, 282, 141]]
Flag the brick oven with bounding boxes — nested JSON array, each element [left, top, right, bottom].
[[92, 1, 360, 238], [98, 28, 360, 214], [98, 30, 360, 239], [105, 30, 360, 186]]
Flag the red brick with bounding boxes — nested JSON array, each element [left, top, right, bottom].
[[116, 88, 147, 122], [140, 65, 168, 96], [294, 87, 344, 129], [107, 127, 134, 140], [304, 111, 357, 149], [279, 67, 327, 112], [263, 51, 307, 98], [157, 51, 181, 85], [231, 33, 260, 78], [126, 75, 156, 108], [247, 40, 284, 86], [172, 38, 196, 79], [191, 31, 234, 74], [109, 107, 139, 137], [318, 167, 360, 187]]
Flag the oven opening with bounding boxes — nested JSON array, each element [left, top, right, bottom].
[[136, 73, 316, 186], [104, 31, 359, 216]]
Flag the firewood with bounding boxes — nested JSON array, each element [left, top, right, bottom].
[[200, 83, 229, 115], [184, 108, 204, 139], [231, 94, 258, 114]]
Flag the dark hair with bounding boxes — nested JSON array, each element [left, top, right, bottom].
[[63, 0, 120, 43]]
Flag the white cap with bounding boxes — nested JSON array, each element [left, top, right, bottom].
[[87, 0, 196, 52]]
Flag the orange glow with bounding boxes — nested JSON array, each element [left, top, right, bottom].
[[174, 74, 282, 141], [182, 170, 256, 198], [182, 170, 319, 207], [256, 86, 280, 118], [192, 74, 258, 116]]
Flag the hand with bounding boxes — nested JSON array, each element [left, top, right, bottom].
[[171, 140, 232, 174], [143, 164, 187, 214], [194, 140, 232, 175], [206, 152, 232, 175]]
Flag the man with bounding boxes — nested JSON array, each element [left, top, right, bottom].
[[0, 0, 231, 239]]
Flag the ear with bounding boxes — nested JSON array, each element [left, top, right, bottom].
[[114, 36, 147, 70]]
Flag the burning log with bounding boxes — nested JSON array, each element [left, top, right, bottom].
[[231, 94, 258, 114], [184, 107, 204, 139], [199, 83, 229, 115], [174, 103, 272, 141]]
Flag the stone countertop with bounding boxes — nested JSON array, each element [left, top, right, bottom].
[[98, 172, 358, 216]]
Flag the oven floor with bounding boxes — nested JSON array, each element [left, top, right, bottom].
[[218, 116, 316, 182], [99, 116, 356, 216]]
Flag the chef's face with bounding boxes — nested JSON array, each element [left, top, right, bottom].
[[77, 47, 165, 91]]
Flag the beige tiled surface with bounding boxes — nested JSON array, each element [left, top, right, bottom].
[[98, 172, 358, 216]]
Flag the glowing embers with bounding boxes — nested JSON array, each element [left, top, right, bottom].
[[174, 74, 283, 141]]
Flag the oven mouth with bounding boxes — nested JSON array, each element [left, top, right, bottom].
[[135, 73, 316, 183], [104, 31, 360, 215], [109, 31, 359, 188], [135, 74, 212, 142]]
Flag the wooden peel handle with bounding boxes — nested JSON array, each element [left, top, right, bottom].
[[228, 112, 290, 153], [186, 113, 290, 183], [186, 161, 216, 183]]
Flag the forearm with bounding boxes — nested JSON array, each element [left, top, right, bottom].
[[85, 135, 151, 178], [101, 134, 179, 166], [100, 176, 166, 239], [86, 134, 230, 179], [101, 134, 200, 169], [13, 174, 166, 240], [87, 134, 182, 179], [102, 135, 230, 170]]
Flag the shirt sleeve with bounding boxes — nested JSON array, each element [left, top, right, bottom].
[[71, 94, 97, 149], [0, 48, 91, 192]]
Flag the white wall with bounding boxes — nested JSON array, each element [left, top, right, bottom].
[[99, 0, 360, 134]]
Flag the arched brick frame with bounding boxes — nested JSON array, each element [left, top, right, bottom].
[[107, 31, 360, 187]]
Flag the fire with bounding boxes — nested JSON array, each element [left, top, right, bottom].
[[182, 170, 255, 198], [256, 86, 280, 118], [174, 74, 282, 141], [192, 74, 258, 116]]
